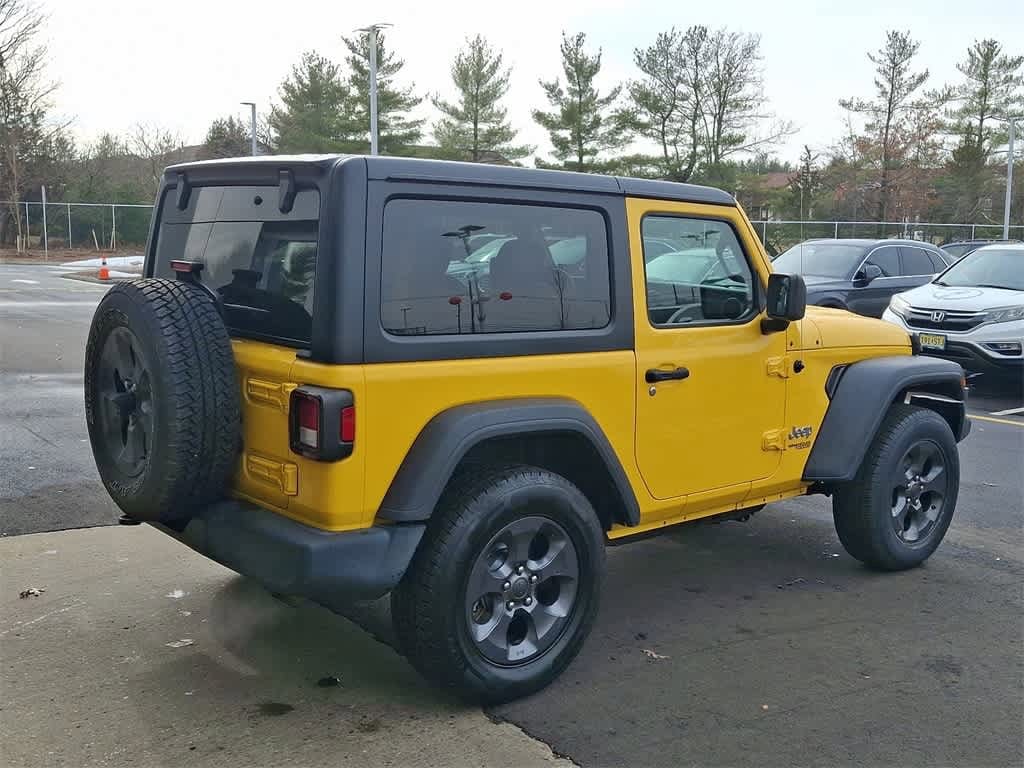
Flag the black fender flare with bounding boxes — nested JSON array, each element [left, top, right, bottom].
[[803, 356, 967, 484], [377, 398, 640, 526]]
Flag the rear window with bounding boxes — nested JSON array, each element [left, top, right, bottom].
[[380, 199, 611, 335], [153, 186, 319, 345]]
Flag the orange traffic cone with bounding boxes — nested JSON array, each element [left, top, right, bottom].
[[98, 254, 110, 281]]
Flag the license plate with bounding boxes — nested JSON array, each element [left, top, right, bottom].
[[918, 333, 946, 350]]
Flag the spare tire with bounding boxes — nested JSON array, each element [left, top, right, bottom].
[[84, 278, 241, 523]]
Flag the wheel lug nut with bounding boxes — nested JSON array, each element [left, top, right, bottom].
[[524, 597, 533, 606], [502, 581, 511, 591], [530, 574, 538, 583], [516, 565, 525, 575], [506, 601, 515, 610]]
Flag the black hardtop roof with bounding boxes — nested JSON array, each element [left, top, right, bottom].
[[165, 154, 736, 207]]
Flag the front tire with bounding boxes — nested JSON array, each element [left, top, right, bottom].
[[391, 465, 605, 702], [833, 404, 959, 570]]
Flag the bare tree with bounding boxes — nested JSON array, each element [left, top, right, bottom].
[[622, 26, 709, 182], [702, 29, 794, 174], [0, 0, 64, 247], [130, 122, 184, 189]]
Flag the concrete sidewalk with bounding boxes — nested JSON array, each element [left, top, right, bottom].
[[0, 525, 573, 768]]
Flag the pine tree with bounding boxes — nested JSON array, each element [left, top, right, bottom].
[[432, 35, 532, 163], [948, 39, 1024, 154], [532, 32, 628, 173], [789, 145, 821, 219], [200, 116, 251, 159], [341, 32, 423, 155], [943, 40, 1023, 219], [839, 31, 932, 222], [269, 51, 357, 153]]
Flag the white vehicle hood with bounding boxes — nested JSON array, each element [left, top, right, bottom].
[[897, 282, 1023, 311]]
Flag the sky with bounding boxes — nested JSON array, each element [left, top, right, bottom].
[[42, 0, 1023, 166]]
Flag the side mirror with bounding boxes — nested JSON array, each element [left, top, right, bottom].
[[855, 263, 883, 284], [761, 273, 806, 333]]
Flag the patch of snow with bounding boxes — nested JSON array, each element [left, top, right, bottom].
[[60, 255, 144, 268]]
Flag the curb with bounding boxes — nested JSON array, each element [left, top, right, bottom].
[[60, 272, 140, 285]]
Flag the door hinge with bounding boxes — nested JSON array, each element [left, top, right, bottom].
[[246, 378, 298, 412], [762, 429, 786, 451], [766, 357, 790, 378], [245, 453, 299, 495]]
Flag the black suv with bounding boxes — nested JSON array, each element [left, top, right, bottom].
[[772, 238, 953, 317]]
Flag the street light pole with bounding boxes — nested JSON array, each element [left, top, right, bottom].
[[1003, 118, 1015, 240], [357, 23, 391, 155], [369, 27, 379, 155], [240, 101, 257, 156]]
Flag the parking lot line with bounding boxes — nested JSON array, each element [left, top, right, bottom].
[[969, 413, 1024, 427], [989, 407, 1024, 417]]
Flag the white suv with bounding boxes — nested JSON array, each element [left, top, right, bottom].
[[883, 243, 1023, 377]]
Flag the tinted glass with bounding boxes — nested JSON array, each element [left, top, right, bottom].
[[642, 216, 755, 326], [866, 246, 900, 276], [941, 243, 973, 259], [773, 242, 867, 278], [380, 199, 611, 335], [902, 247, 938, 276], [936, 249, 1024, 291], [154, 189, 319, 344], [927, 251, 948, 271]]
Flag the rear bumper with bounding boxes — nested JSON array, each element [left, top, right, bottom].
[[155, 501, 425, 606]]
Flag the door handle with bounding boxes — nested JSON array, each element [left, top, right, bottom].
[[645, 367, 690, 383]]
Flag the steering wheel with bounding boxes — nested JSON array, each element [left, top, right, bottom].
[[666, 304, 703, 325]]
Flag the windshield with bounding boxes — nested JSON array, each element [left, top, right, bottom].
[[935, 249, 1024, 291], [773, 242, 867, 278]]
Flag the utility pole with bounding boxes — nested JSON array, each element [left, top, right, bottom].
[[356, 23, 392, 155], [1004, 117, 1016, 240], [240, 102, 257, 156]]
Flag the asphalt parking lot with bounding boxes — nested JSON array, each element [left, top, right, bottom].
[[2, 263, 1022, 767]]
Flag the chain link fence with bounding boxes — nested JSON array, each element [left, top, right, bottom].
[[3, 201, 154, 253], [3, 200, 1022, 258], [752, 220, 1024, 257]]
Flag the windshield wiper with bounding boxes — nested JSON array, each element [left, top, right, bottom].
[[933, 280, 948, 286], [975, 283, 1016, 291]]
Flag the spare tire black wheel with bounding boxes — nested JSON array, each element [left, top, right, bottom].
[[84, 278, 241, 523]]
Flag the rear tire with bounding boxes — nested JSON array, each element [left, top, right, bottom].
[[392, 465, 605, 702], [84, 278, 240, 523], [833, 404, 959, 570]]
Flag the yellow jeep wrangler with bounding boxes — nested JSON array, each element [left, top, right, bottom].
[[85, 156, 970, 701]]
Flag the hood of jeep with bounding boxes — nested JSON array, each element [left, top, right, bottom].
[[802, 305, 911, 350]]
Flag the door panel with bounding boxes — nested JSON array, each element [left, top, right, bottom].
[[629, 200, 787, 503]]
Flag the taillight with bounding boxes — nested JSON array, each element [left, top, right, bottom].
[[296, 393, 321, 450], [289, 387, 354, 461]]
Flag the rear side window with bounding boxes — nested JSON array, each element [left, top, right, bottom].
[[928, 251, 948, 271], [153, 186, 319, 345], [902, 246, 938, 276], [380, 199, 611, 335], [866, 246, 900, 276]]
